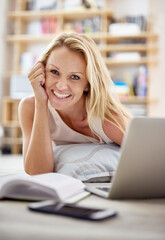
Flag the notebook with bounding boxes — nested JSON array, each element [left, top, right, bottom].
[[85, 117, 165, 199]]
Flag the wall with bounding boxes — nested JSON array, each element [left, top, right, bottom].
[[0, 0, 8, 123], [148, 0, 165, 116]]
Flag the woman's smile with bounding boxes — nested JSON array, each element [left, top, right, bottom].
[[52, 90, 72, 99]]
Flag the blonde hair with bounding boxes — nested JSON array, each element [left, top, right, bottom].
[[39, 32, 131, 134]]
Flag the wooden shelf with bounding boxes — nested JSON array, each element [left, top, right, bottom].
[[104, 57, 157, 66], [120, 96, 147, 104], [2, 121, 21, 128], [1, 137, 22, 145], [120, 96, 158, 104], [6, 34, 158, 54], [6, 32, 158, 43], [8, 9, 113, 20], [1, 97, 22, 154], [99, 44, 158, 53]]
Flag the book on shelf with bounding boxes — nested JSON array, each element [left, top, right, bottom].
[[109, 15, 147, 34], [113, 80, 130, 96], [27, 0, 59, 11], [62, 0, 82, 9], [10, 75, 33, 99], [27, 18, 59, 35], [26, 16, 100, 35], [133, 65, 147, 97], [109, 23, 141, 36], [112, 65, 147, 99], [0, 173, 90, 203], [110, 52, 141, 61], [123, 103, 147, 116], [41, 18, 59, 34]]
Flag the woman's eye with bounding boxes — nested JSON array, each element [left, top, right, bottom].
[[50, 70, 59, 75], [71, 75, 80, 80]]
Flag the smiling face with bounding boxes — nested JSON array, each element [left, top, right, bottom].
[[45, 46, 89, 113]]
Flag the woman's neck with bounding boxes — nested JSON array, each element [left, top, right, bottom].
[[56, 97, 87, 124]]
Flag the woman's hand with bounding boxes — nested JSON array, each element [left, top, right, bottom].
[[28, 62, 48, 103]]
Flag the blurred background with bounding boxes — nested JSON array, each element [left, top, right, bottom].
[[0, 0, 165, 155]]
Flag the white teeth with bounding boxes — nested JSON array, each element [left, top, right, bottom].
[[53, 91, 71, 99]]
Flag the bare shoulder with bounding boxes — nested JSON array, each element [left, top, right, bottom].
[[19, 96, 35, 112], [102, 116, 129, 146], [18, 96, 35, 124]]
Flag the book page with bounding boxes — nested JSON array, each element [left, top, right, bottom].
[[0, 173, 86, 202]]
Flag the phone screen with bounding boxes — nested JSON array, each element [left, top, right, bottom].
[[44, 203, 100, 215], [28, 201, 117, 221]]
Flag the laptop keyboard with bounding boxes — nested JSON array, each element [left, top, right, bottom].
[[96, 187, 110, 193]]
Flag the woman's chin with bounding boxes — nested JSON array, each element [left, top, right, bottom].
[[48, 94, 72, 110]]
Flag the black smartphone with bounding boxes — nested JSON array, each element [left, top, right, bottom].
[[28, 200, 117, 221]]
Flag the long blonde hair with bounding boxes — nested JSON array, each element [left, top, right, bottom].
[[39, 32, 131, 133]]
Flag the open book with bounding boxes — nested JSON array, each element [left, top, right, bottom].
[[0, 173, 90, 203]]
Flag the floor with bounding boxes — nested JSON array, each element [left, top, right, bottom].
[[0, 153, 24, 176]]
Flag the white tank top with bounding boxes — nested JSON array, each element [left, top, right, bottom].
[[48, 101, 112, 145]]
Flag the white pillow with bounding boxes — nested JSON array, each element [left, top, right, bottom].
[[53, 143, 120, 182]]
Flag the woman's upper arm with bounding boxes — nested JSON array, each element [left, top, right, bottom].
[[18, 96, 35, 158]]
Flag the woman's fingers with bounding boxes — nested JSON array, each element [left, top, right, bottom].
[[28, 62, 45, 78], [28, 62, 45, 85], [29, 68, 45, 82], [28, 61, 48, 101], [30, 74, 45, 86]]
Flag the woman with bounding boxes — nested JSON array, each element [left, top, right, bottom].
[[19, 32, 131, 175]]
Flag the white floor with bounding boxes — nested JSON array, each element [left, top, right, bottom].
[[0, 153, 24, 176]]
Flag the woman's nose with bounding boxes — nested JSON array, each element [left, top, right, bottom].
[[56, 78, 68, 91]]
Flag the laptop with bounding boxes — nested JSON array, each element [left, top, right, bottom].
[[85, 117, 165, 199]]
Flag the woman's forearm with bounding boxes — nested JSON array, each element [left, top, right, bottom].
[[24, 101, 54, 175]]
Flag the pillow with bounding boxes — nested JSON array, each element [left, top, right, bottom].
[[53, 143, 121, 183]]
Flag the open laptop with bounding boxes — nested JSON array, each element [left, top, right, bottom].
[[86, 117, 165, 199]]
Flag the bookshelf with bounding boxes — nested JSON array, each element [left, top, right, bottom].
[[2, 0, 158, 153], [1, 97, 22, 154]]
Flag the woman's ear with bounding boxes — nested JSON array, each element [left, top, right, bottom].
[[84, 87, 89, 93], [84, 87, 89, 91], [84, 82, 90, 93]]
